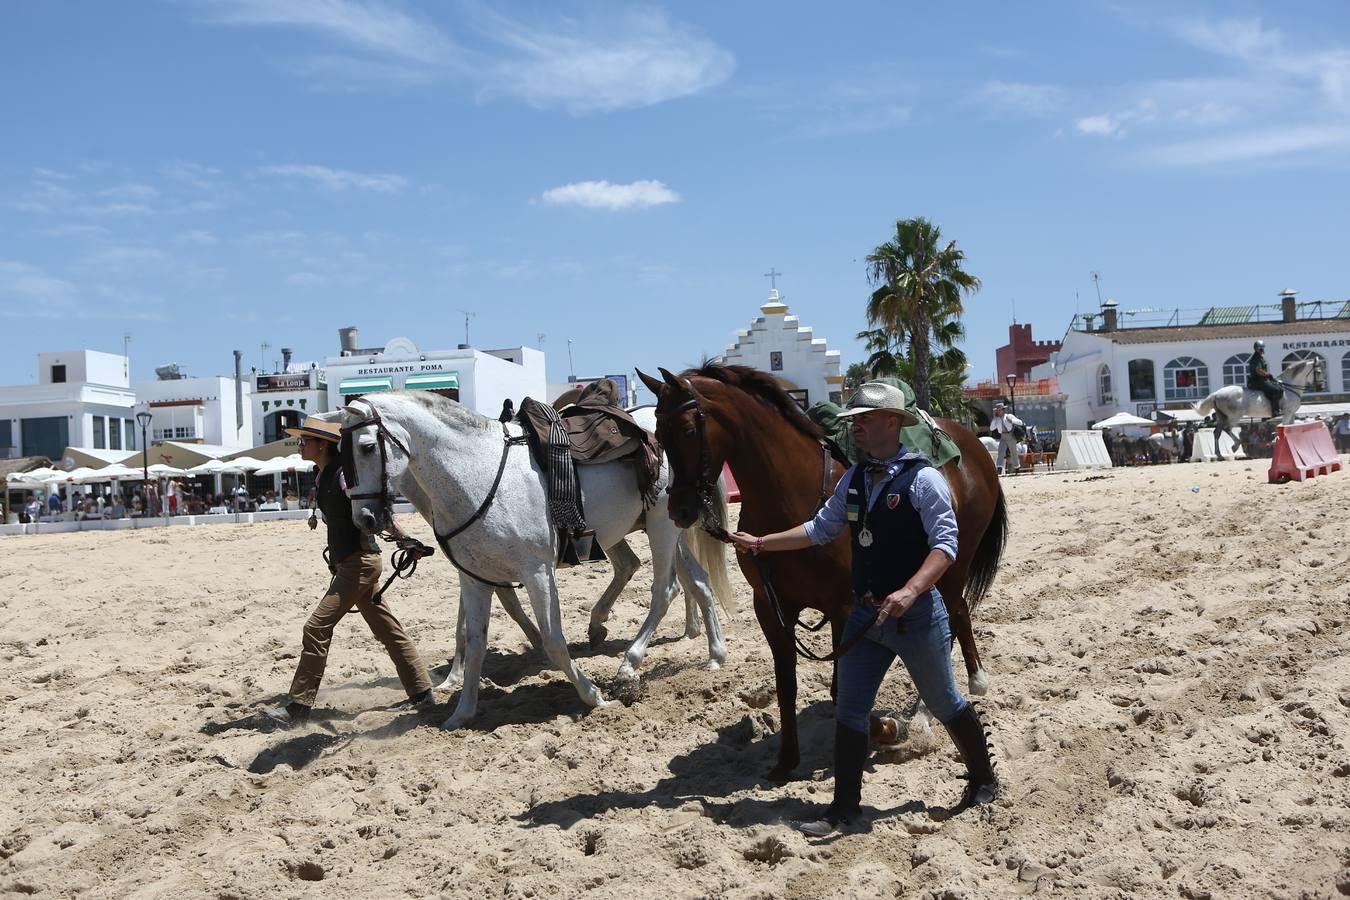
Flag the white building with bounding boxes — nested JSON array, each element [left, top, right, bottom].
[[0, 350, 138, 461], [324, 334, 546, 417], [1033, 296, 1350, 429], [718, 289, 844, 406], [135, 374, 254, 450], [251, 364, 329, 446]]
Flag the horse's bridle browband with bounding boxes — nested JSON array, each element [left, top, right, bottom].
[[341, 400, 529, 590]]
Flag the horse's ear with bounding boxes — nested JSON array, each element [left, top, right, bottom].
[[636, 368, 665, 397], [657, 367, 683, 389]]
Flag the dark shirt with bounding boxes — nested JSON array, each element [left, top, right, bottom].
[[1248, 351, 1271, 383], [316, 459, 378, 561]]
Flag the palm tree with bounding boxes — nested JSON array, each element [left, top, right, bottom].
[[865, 217, 980, 411]]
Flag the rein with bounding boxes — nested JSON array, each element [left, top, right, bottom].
[[342, 400, 529, 590], [669, 385, 855, 662]]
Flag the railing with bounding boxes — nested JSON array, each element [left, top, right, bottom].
[[1071, 299, 1350, 333]]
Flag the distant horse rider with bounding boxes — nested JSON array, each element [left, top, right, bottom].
[[1248, 340, 1282, 419], [989, 401, 1025, 475]]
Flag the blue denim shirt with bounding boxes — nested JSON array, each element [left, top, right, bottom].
[[802, 447, 958, 561]]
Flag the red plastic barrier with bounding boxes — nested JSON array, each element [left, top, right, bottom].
[[1268, 422, 1343, 483], [722, 463, 742, 502]]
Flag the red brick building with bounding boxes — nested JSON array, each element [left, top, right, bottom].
[[996, 323, 1061, 384]]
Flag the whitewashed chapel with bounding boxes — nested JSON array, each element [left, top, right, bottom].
[[717, 286, 844, 407]]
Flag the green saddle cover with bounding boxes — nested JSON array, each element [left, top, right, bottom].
[[808, 377, 962, 469]]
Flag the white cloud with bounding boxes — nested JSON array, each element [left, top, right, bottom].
[[540, 179, 680, 211], [1076, 114, 1123, 138], [286, 271, 326, 286], [38, 223, 110, 239], [972, 80, 1067, 118], [1074, 100, 1156, 139], [1142, 125, 1350, 166], [256, 164, 408, 193], [80, 247, 170, 271], [0, 260, 79, 307], [474, 7, 734, 113], [78, 202, 155, 217], [98, 183, 160, 201], [177, 229, 218, 245], [198, 0, 453, 64]]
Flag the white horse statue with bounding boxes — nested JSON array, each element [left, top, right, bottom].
[[340, 391, 734, 729], [1194, 357, 1321, 459]]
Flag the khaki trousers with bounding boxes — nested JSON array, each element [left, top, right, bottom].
[[288, 551, 432, 707]]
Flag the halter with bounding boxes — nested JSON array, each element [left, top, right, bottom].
[[341, 398, 529, 590], [661, 381, 842, 661]]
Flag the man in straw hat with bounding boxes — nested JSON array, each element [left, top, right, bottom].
[[989, 400, 1025, 475], [725, 383, 999, 835], [262, 416, 434, 726]]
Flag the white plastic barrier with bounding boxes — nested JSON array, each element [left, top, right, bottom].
[[1190, 427, 1246, 462], [1056, 430, 1114, 471]]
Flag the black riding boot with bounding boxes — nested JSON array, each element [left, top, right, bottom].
[[943, 703, 1000, 807], [798, 724, 869, 837]]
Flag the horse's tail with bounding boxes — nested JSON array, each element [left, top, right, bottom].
[[965, 484, 1008, 616], [687, 473, 736, 619], [1194, 393, 1216, 417]]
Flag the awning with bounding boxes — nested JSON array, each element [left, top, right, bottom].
[[404, 372, 459, 391], [339, 377, 393, 395]]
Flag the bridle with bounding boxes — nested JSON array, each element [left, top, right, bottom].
[[340, 398, 529, 590], [660, 380, 850, 662]]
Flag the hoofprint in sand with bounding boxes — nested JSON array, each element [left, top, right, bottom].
[[1, 460, 1346, 898]]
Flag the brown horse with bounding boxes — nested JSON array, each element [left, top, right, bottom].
[[638, 364, 1007, 780]]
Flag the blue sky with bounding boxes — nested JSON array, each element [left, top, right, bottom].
[[4, 1, 1350, 398]]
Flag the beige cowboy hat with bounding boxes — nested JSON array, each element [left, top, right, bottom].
[[834, 383, 919, 426], [284, 416, 341, 444]]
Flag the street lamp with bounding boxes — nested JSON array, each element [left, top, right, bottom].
[[135, 409, 152, 485], [1005, 373, 1019, 417]]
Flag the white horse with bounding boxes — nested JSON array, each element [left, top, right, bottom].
[[1194, 357, 1322, 459], [340, 391, 734, 729]]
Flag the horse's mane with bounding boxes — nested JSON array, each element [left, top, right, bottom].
[[378, 390, 496, 432], [680, 364, 825, 442]]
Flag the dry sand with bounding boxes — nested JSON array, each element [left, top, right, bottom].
[[2, 460, 1348, 898]]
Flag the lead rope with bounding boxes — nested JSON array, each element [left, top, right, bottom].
[[368, 534, 436, 607]]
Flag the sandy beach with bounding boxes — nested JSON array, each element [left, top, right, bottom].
[[2, 459, 1347, 899]]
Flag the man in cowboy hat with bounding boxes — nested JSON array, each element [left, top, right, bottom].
[[725, 383, 1000, 835], [262, 416, 433, 726], [989, 401, 1025, 475]]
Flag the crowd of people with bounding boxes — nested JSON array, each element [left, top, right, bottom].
[[15, 478, 311, 524]]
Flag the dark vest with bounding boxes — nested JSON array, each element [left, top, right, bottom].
[[847, 457, 932, 600], [317, 460, 378, 561]]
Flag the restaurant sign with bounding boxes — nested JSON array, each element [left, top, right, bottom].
[[256, 373, 312, 392]]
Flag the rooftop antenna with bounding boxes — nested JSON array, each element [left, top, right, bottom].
[[260, 341, 271, 372], [1011, 297, 1017, 324], [1091, 271, 1104, 307], [536, 332, 546, 349], [567, 339, 575, 380], [461, 310, 476, 346], [123, 332, 132, 381]]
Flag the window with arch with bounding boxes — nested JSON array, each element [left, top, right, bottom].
[[1163, 356, 1209, 401], [1097, 364, 1113, 406], [1127, 358, 1155, 401], [1222, 353, 1252, 386], [1281, 350, 1328, 392]]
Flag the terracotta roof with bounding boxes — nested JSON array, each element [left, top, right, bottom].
[[1100, 317, 1350, 345]]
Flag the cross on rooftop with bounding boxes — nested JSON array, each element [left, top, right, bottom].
[[763, 268, 782, 290]]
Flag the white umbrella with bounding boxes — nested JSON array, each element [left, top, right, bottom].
[[72, 464, 144, 484], [1092, 412, 1155, 429], [146, 463, 188, 477], [186, 458, 232, 475], [253, 454, 314, 476], [7, 467, 58, 484], [62, 467, 103, 482], [222, 456, 265, 473]]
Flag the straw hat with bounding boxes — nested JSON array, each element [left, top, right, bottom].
[[284, 416, 341, 444], [834, 383, 919, 426]]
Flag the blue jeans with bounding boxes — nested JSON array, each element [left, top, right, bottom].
[[835, 589, 967, 733]]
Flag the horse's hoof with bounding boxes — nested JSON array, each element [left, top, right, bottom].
[[434, 674, 462, 692], [706, 659, 722, 672], [587, 625, 608, 650], [615, 663, 638, 682], [969, 670, 990, 696], [440, 714, 471, 731]]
